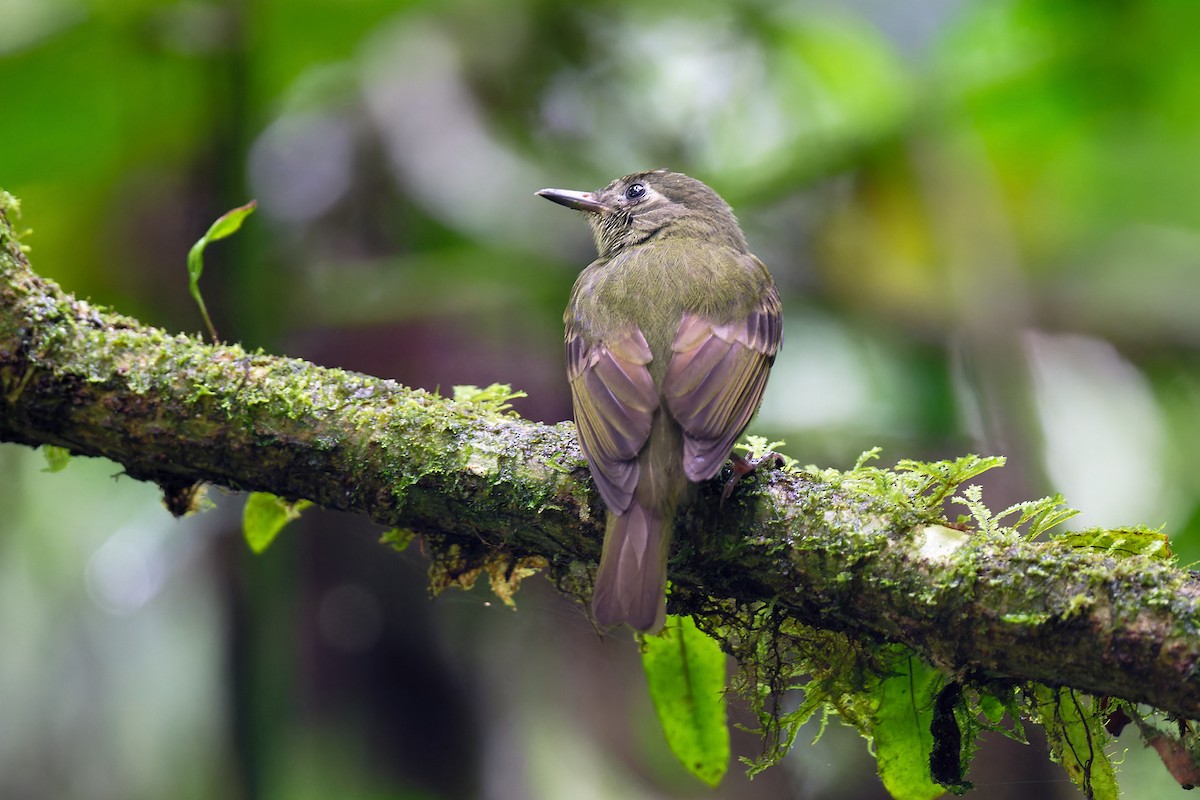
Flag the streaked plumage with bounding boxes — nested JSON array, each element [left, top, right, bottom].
[[538, 170, 782, 632]]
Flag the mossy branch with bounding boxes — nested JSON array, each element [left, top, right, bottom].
[[3, 203, 1200, 733]]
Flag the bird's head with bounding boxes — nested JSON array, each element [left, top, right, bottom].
[[537, 170, 747, 258]]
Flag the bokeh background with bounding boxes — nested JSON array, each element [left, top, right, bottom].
[[2, 1, 1199, 798]]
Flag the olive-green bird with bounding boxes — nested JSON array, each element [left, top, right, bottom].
[[538, 170, 782, 633]]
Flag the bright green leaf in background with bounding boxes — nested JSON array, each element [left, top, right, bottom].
[[871, 646, 945, 800], [242, 491, 311, 554], [642, 615, 730, 787], [186, 200, 257, 342]]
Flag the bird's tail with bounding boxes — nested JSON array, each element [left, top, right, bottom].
[[592, 500, 671, 633]]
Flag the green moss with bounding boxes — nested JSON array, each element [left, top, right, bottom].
[[451, 383, 528, 416], [0, 192, 25, 254], [0, 190, 20, 217], [704, 449, 1150, 796], [1000, 612, 1052, 625]]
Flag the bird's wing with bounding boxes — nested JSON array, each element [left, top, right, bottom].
[[664, 283, 782, 482], [566, 326, 659, 513]]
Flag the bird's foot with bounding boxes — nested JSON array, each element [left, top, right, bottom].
[[721, 451, 784, 504]]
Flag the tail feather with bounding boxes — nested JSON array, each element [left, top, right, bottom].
[[592, 501, 667, 633]]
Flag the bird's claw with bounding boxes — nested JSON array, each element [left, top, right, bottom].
[[721, 451, 784, 505]]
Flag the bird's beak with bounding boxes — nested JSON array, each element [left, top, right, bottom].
[[536, 188, 609, 214]]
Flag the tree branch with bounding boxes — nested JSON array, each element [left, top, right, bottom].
[[3, 200, 1199, 725]]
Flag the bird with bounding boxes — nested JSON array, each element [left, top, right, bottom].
[[537, 170, 782, 633]]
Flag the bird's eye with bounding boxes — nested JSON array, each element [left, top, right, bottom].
[[624, 183, 646, 201]]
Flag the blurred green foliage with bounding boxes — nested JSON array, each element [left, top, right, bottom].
[[2, 0, 1200, 797]]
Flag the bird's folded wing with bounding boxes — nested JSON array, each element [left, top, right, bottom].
[[566, 327, 659, 512], [664, 286, 782, 482]]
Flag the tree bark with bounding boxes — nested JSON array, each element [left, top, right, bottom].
[[2, 200, 1199, 722]]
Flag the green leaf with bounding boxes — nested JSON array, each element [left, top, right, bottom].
[[1055, 527, 1172, 561], [39, 444, 71, 473], [186, 200, 257, 342], [642, 615, 730, 787], [242, 491, 311, 554], [1032, 686, 1118, 799], [976, 685, 1027, 744], [871, 647, 944, 800], [203, 200, 258, 244], [380, 527, 415, 552], [978, 692, 1007, 726]]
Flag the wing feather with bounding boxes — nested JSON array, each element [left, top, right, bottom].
[[566, 327, 658, 512], [665, 285, 782, 482]]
